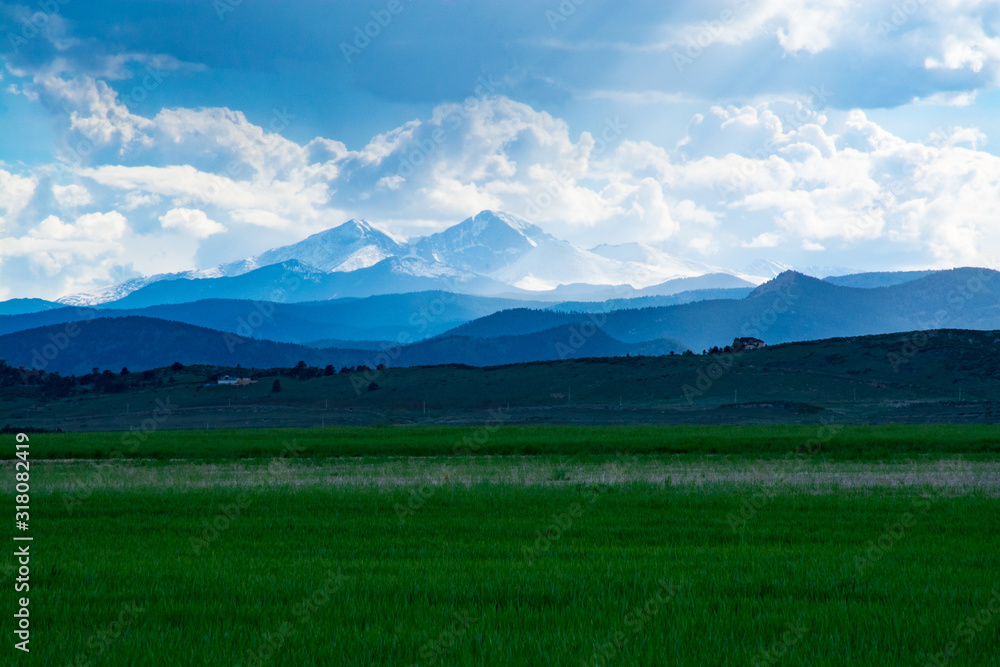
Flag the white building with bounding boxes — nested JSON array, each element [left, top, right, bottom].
[[217, 375, 253, 385]]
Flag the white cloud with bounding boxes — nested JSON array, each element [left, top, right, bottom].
[[31, 72, 154, 147], [0, 210, 130, 295], [376, 175, 405, 190], [581, 90, 696, 105], [159, 208, 226, 238], [0, 169, 36, 231], [52, 183, 92, 209], [744, 232, 783, 248], [9, 0, 1000, 301], [913, 90, 979, 107], [121, 191, 162, 210], [923, 14, 1000, 74], [648, 0, 862, 56], [80, 163, 331, 230], [54, 95, 1000, 275], [30, 211, 127, 244], [687, 235, 718, 255], [766, 0, 859, 55], [6, 62, 1000, 300]]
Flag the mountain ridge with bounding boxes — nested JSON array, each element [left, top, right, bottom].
[[54, 210, 780, 306]]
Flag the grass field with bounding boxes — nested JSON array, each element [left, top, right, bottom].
[[7, 426, 1000, 665], [7, 424, 1000, 461]]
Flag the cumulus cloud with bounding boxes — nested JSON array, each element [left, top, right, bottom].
[[30, 210, 127, 244], [51, 183, 92, 209], [744, 232, 783, 248], [4, 59, 1000, 299], [0, 169, 36, 230], [0, 210, 129, 296], [320, 96, 709, 245], [556, 0, 1000, 111], [121, 191, 162, 211], [159, 208, 226, 238], [662, 0, 1000, 75], [677, 104, 1000, 265], [648, 0, 861, 56]]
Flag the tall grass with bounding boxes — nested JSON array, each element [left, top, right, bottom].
[[33, 480, 1000, 666]]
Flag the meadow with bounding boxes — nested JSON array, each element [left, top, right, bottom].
[[8, 423, 1000, 461], [7, 426, 1000, 665]]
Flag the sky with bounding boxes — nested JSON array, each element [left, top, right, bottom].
[[2, 0, 1000, 300]]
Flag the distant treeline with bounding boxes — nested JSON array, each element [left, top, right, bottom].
[[0, 358, 384, 399]]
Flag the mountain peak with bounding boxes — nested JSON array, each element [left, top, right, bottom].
[[334, 218, 407, 244], [747, 270, 826, 299], [460, 210, 551, 243], [340, 218, 373, 232], [471, 209, 536, 231], [54, 210, 798, 306], [741, 259, 795, 280], [220, 218, 407, 275], [415, 210, 553, 270]]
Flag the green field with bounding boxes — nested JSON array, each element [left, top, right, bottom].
[[7, 426, 1000, 665], [8, 424, 1000, 461]]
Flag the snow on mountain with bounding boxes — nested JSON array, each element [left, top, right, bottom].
[[493, 243, 637, 290], [797, 265, 857, 279], [57, 210, 779, 305], [741, 259, 795, 282], [57, 273, 206, 306], [58, 219, 407, 306], [415, 211, 687, 290], [590, 242, 721, 281], [219, 219, 406, 275], [738, 260, 856, 284], [414, 211, 547, 274]]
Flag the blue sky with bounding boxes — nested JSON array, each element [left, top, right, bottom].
[[2, 0, 1000, 299]]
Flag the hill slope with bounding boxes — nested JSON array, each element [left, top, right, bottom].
[[0, 299, 64, 316], [0, 292, 552, 343], [444, 268, 1000, 352], [0, 316, 683, 375], [0, 317, 370, 375], [2, 328, 999, 430], [824, 270, 935, 288]]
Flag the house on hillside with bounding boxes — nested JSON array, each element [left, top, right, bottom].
[[218, 375, 254, 385], [737, 337, 765, 351]]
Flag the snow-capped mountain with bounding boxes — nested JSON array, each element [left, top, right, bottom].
[[57, 219, 407, 305], [739, 260, 858, 283], [797, 265, 857, 279], [590, 242, 722, 281], [57, 276, 159, 307], [102, 257, 514, 309], [56, 272, 222, 306], [57, 210, 774, 306], [414, 211, 616, 289], [218, 219, 406, 275], [414, 211, 705, 290], [741, 259, 795, 282], [415, 211, 547, 276]]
